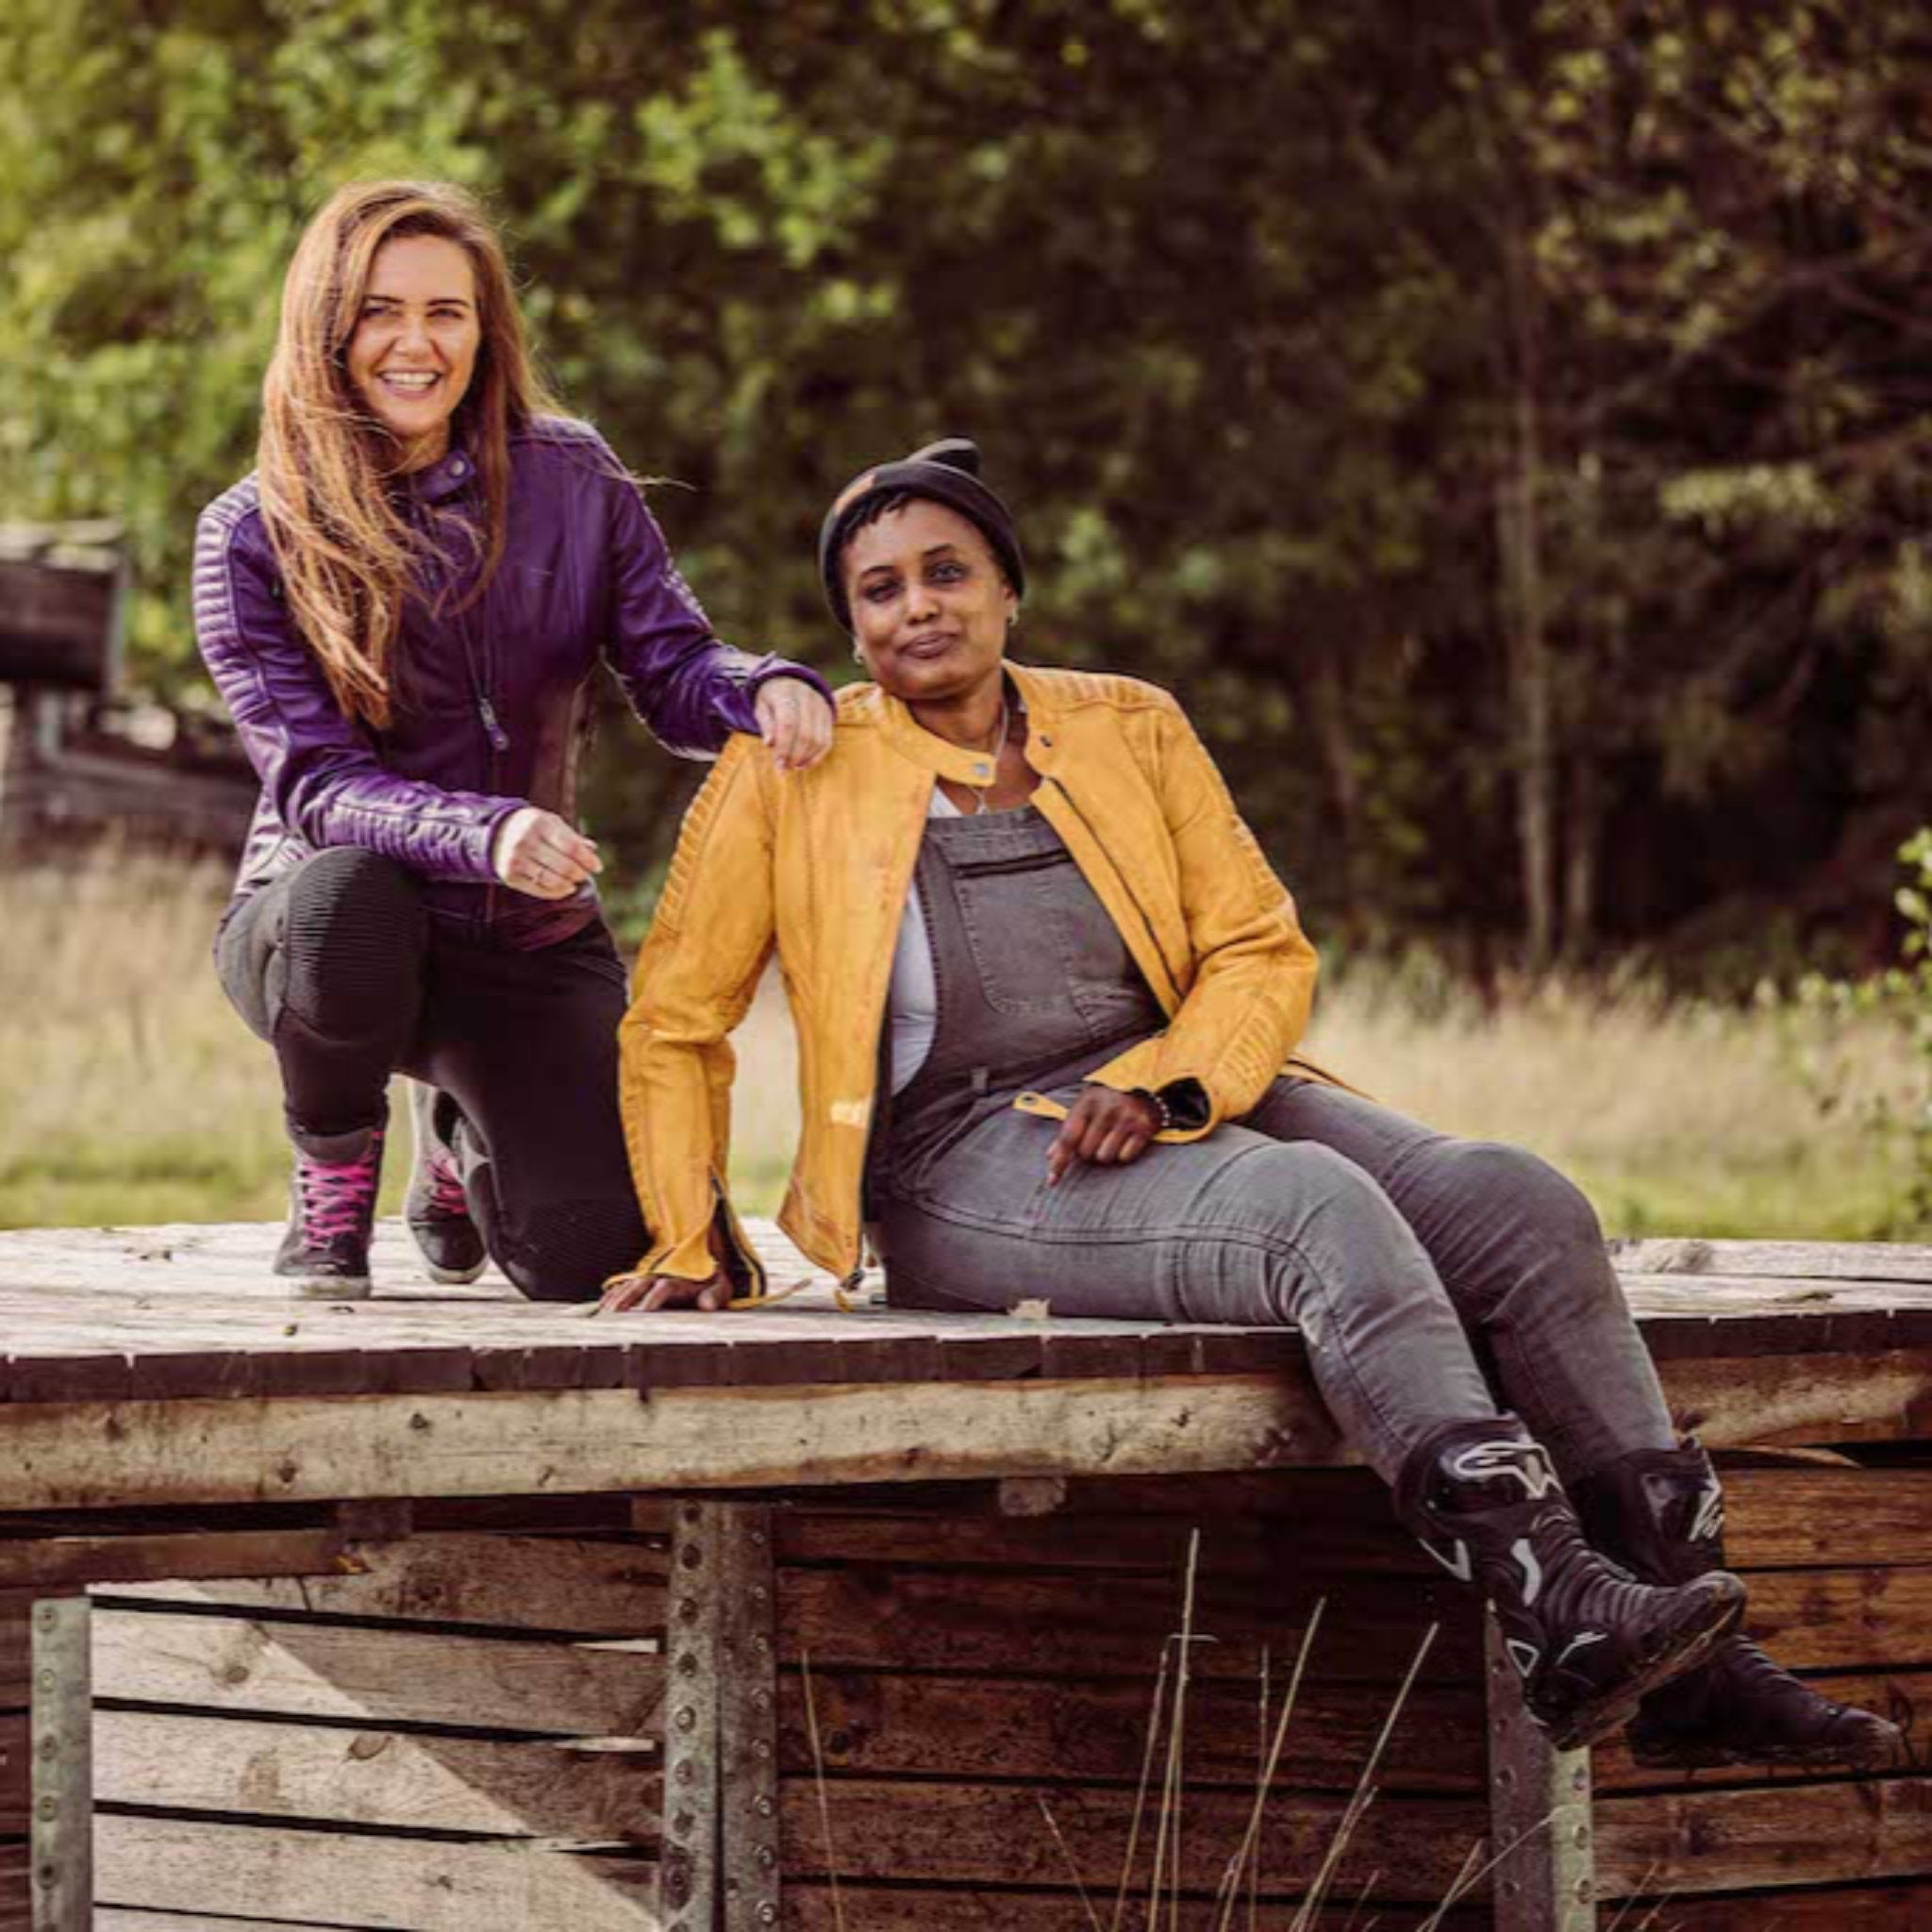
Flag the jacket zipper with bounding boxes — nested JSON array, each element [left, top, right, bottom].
[[408, 487, 507, 935], [846, 789, 936, 1293]]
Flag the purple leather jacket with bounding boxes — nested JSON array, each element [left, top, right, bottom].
[[193, 415, 830, 949]]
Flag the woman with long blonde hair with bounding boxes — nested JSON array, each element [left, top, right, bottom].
[[194, 179, 832, 1300]]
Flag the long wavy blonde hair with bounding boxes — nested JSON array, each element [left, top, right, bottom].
[[258, 181, 558, 729]]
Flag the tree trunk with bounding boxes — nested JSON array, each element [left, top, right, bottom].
[[1564, 755, 1598, 960], [1498, 365, 1557, 973]]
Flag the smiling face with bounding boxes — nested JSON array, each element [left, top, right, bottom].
[[345, 233, 481, 469], [844, 498, 1019, 706]]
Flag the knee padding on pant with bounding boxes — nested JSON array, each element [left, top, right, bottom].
[[502, 1195, 650, 1304], [279, 849, 427, 1041]]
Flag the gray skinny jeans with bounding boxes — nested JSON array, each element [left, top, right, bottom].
[[874, 807, 1677, 1486]]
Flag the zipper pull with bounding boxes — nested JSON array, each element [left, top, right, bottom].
[[477, 694, 510, 753]]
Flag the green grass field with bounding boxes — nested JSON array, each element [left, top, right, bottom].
[[2, 851, 1919, 1241]]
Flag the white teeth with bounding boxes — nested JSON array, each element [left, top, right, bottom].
[[381, 374, 438, 391]]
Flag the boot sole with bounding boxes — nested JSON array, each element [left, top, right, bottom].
[[288, 1275, 374, 1302], [423, 1258, 489, 1287], [1542, 1584, 1746, 1753]]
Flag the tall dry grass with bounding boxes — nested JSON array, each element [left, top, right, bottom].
[[0, 848, 1914, 1237]]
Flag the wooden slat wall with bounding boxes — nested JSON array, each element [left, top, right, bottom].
[[91, 1532, 669, 1932], [0, 1591, 27, 1932], [770, 1473, 1490, 1924], [767, 1465, 1932, 1928]]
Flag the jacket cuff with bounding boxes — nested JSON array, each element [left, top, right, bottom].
[[628, 1229, 718, 1284], [460, 800, 526, 885], [745, 656, 835, 706]]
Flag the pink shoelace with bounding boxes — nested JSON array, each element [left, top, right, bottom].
[[421, 1143, 469, 1219], [296, 1129, 383, 1242]]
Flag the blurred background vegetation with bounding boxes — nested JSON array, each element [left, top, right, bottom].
[[2, 0, 1928, 1236]]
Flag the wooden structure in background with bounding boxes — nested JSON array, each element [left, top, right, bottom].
[[0, 523, 254, 854], [0, 1221, 1928, 1929]]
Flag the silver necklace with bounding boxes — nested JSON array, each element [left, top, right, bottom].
[[971, 696, 1010, 815]]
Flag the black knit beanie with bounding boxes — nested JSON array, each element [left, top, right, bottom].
[[818, 437, 1025, 632]]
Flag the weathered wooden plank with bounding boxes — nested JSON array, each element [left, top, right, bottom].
[[774, 1773, 1932, 1900], [93, 1817, 662, 1932], [776, 1776, 1489, 1896], [978, 1563, 1932, 1708], [1737, 1567, 1932, 1672], [95, 1709, 660, 1841], [1597, 1776, 1932, 1894], [99, 1915, 391, 1932], [0, 1596, 24, 1709], [773, 1658, 1918, 1796], [93, 1610, 665, 1736], [777, 1555, 1932, 1683], [97, 1533, 668, 1634], [0, 1376, 1355, 1512], [0, 1716, 21, 1837], [13, 1275, 1925, 1408], [1611, 1237, 1932, 1284], [1702, 1467, 1932, 1569], [0, 1528, 352, 1591], [785, 1882, 1932, 1931], [775, 1668, 1484, 1789], [3, 1341, 1924, 1517], [790, 1894, 1303, 1932], [1595, 1886, 1932, 1930], [1660, 1348, 1932, 1446], [779, 1563, 1470, 1682], [0, 1840, 25, 1932], [791, 1892, 1484, 1930], [767, 1463, 1932, 1574]]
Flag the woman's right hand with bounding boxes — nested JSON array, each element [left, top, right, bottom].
[[597, 1271, 729, 1315], [492, 807, 603, 900], [1045, 1086, 1165, 1186]]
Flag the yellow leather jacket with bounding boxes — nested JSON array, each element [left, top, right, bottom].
[[618, 662, 1324, 1289]]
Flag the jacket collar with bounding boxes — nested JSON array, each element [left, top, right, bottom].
[[871, 658, 1066, 785], [408, 443, 476, 505]]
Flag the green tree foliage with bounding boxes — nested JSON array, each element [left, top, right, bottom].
[[2, 0, 1926, 968]]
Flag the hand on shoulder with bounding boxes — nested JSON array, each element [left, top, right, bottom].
[[754, 675, 836, 772]]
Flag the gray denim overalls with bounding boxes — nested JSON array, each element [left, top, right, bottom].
[[868, 796, 1677, 1489]]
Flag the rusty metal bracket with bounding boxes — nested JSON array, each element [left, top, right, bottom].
[[718, 1506, 779, 1930], [660, 1501, 783, 1930], [662, 1502, 723, 1931], [30, 1594, 91, 1932], [1485, 1610, 1596, 1931]]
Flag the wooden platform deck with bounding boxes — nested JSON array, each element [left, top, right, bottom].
[[2, 1223, 1930, 1931], [2, 1222, 1930, 1509]]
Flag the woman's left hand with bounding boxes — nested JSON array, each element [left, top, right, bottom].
[[754, 677, 836, 772], [1046, 1088, 1164, 1187], [597, 1271, 729, 1314]]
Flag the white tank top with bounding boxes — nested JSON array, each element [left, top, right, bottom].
[[886, 787, 963, 1093]]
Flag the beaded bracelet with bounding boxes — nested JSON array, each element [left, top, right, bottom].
[[1133, 1088, 1175, 1135]]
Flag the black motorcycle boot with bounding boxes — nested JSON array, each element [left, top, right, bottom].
[[404, 1081, 488, 1286], [1396, 1417, 1746, 1752], [275, 1120, 384, 1300], [1576, 1441, 1906, 1771]]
